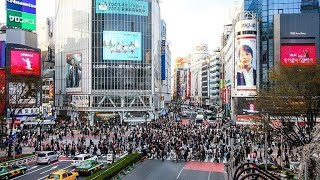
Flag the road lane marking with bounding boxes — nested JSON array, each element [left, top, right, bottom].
[[11, 162, 59, 180], [40, 165, 59, 174], [29, 166, 38, 170], [208, 171, 211, 180], [37, 165, 75, 180], [176, 167, 184, 179]]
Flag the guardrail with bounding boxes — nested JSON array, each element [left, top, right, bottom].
[[1, 155, 37, 167]]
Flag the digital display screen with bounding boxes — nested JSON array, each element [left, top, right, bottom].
[[10, 50, 40, 76], [96, 0, 148, 16], [103, 31, 142, 61], [281, 44, 316, 66]]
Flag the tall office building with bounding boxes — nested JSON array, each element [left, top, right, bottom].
[[55, 0, 161, 125]]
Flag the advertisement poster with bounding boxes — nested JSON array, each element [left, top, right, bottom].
[[6, 0, 37, 14], [0, 70, 5, 115], [236, 38, 257, 89], [9, 82, 37, 107], [66, 53, 82, 92], [0, 41, 5, 68], [6, 9, 36, 31], [96, 0, 148, 16], [281, 44, 316, 66], [103, 31, 142, 61], [10, 49, 40, 76]]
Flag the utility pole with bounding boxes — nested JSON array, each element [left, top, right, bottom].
[[264, 113, 268, 171]]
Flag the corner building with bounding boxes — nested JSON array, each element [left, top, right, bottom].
[[55, 0, 161, 125]]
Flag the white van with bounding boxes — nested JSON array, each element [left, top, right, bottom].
[[195, 114, 204, 124], [37, 151, 59, 165]]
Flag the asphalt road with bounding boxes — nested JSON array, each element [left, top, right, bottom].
[[123, 159, 226, 180], [13, 156, 116, 180]]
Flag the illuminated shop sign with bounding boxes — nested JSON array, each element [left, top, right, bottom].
[[96, 0, 148, 16]]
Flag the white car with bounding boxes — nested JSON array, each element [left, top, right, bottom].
[[71, 154, 98, 166], [106, 154, 114, 165]]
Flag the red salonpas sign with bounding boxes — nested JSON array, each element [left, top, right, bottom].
[[281, 44, 316, 66], [10, 50, 40, 76]]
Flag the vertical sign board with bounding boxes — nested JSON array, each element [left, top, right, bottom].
[[161, 40, 166, 80], [6, 0, 37, 31], [0, 41, 5, 68], [0, 70, 5, 115], [234, 19, 258, 96]]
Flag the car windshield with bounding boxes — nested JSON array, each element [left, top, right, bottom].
[[38, 153, 46, 157], [47, 174, 60, 180], [80, 161, 91, 167], [73, 157, 82, 160]]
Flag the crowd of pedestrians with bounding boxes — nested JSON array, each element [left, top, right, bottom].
[[0, 112, 300, 174]]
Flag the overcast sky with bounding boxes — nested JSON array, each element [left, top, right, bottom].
[[0, 0, 236, 61]]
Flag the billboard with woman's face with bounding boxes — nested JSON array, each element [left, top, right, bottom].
[[66, 53, 82, 92], [235, 19, 258, 96]]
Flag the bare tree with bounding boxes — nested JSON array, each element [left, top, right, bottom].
[[257, 65, 320, 178]]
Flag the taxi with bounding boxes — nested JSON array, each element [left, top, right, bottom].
[[46, 169, 79, 180], [74, 160, 104, 175], [0, 164, 27, 180]]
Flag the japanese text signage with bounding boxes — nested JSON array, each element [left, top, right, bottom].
[[7, 9, 36, 31], [96, 0, 148, 16], [6, 0, 36, 14]]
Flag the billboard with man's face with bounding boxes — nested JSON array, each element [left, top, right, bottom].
[[66, 53, 82, 92], [103, 31, 142, 61], [281, 44, 316, 66], [235, 19, 258, 96]]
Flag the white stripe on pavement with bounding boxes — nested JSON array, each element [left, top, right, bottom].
[[176, 167, 184, 179], [11, 162, 59, 180]]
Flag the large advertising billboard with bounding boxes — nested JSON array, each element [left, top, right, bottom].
[[236, 97, 260, 124], [95, 0, 148, 16], [7, 9, 36, 31], [10, 48, 40, 76], [0, 41, 5, 68], [281, 44, 316, 66], [103, 31, 142, 61], [66, 53, 82, 92], [6, 0, 36, 14], [0, 70, 5, 115], [235, 19, 258, 95]]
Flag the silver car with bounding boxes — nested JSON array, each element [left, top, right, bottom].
[[36, 151, 59, 165]]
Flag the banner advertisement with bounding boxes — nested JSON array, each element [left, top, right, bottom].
[[10, 49, 40, 76], [66, 53, 82, 92], [0, 41, 5, 68], [7, 9, 36, 31], [6, 0, 37, 14], [103, 31, 142, 61], [281, 44, 316, 66], [0, 70, 5, 115], [72, 95, 89, 108], [161, 40, 166, 80], [9, 82, 37, 107], [95, 0, 148, 16], [235, 19, 258, 95]]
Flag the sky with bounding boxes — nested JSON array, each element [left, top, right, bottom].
[[0, 0, 236, 61]]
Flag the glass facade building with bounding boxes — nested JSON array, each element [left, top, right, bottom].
[[243, 0, 319, 85], [55, 0, 161, 124]]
